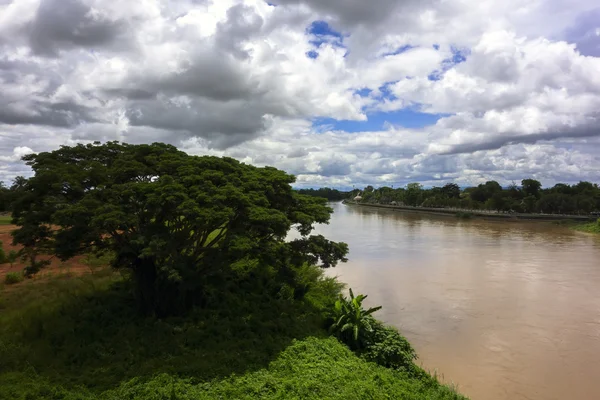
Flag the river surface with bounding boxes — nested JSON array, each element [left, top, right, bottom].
[[317, 202, 600, 400]]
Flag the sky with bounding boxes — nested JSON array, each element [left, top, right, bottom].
[[0, 0, 599, 189]]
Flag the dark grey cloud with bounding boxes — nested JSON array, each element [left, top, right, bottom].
[[135, 51, 260, 102], [439, 118, 600, 155], [25, 0, 133, 57], [125, 98, 270, 149], [287, 148, 309, 158], [270, 0, 425, 27], [0, 53, 99, 128], [0, 101, 97, 127], [215, 4, 264, 59]]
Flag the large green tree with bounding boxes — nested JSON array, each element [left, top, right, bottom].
[[521, 179, 542, 199], [11, 142, 348, 316]]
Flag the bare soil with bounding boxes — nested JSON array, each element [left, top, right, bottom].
[[0, 224, 92, 284]]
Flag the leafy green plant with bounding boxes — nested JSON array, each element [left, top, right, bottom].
[[359, 321, 417, 372], [329, 288, 382, 349], [4, 272, 24, 285]]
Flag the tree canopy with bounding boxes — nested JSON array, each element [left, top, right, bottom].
[[11, 142, 348, 316]]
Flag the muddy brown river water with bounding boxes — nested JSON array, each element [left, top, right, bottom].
[[318, 202, 600, 400]]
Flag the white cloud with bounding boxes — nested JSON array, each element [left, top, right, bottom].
[[0, 0, 599, 187]]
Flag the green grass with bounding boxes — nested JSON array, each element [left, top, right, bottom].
[[0, 267, 465, 400], [0, 215, 11, 225], [572, 219, 600, 234]]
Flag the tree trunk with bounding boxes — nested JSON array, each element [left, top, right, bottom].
[[133, 258, 158, 316]]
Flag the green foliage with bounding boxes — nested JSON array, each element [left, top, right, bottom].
[[521, 179, 542, 198], [573, 218, 600, 234], [329, 288, 382, 349], [455, 212, 473, 219], [355, 179, 600, 214], [296, 187, 351, 201], [0, 267, 465, 400], [327, 291, 417, 374], [359, 321, 417, 372], [11, 142, 348, 316], [4, 272, 23, 285], [1, 338, 465, 400], [0, 265, 334, 391], [7, 250, 18, 267]]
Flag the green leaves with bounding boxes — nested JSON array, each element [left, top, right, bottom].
[[327, 289, 417, 374], [11, 141, 349, 316], [329, 288, 382, 348]]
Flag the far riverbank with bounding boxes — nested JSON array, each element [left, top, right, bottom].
[[342, 200, 597, 222]]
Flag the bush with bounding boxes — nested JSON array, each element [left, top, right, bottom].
[[328, 288, 381, 349], [326, 290, 419, 375], [455, 211, 473, 219], [359, 320, 417, 372], [4, 272, 24, 285]]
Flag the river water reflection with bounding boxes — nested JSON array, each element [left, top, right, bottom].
[[317, 203, 600, 400]]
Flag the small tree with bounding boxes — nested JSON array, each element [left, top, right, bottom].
[[7, 250, 18, 268]]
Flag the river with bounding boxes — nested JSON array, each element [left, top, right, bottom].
[[318, 202, 600, 400]]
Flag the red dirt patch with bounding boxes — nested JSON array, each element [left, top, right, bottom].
[[0, 224, 92, 284]]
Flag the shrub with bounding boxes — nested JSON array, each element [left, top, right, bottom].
[[4, 272, 24, 285], [455, 211, 473, 219], [327, 290, 419, 375], [359, 320, 417, 372], [328, 288, 382, 349]]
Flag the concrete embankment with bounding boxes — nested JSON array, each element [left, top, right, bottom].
[[342, 201, 596, 221]]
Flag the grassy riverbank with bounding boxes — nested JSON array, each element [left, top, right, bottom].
[[572, 219, 600, 234], [0, 267, 465, 400]]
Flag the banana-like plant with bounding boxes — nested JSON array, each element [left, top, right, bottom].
[[329, 288, 382, 348]]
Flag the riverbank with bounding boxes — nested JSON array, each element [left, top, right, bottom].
[[0, 265, 466, 399], [343, 201, 597, 222], [571, 219, 600, 234]]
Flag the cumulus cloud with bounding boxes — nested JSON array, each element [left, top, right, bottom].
[[0, 0, 599, 187]]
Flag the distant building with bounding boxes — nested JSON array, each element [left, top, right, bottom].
[[354, 194, 362, 202]]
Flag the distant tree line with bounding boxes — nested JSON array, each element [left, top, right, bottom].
[[0, 178, 27, 213], [295, 188, 351, 201], [304, 180, 600, 215]]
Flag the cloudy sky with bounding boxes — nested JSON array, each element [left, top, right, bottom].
[[1, 0, 599, 188]]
